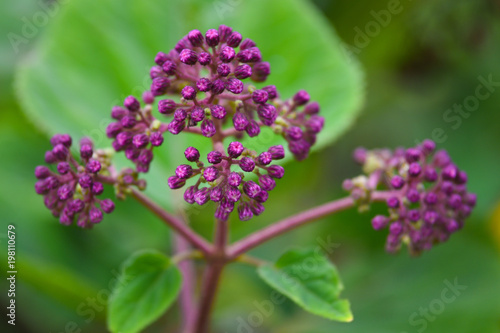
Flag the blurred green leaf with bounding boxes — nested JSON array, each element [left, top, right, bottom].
[[15, 0, 363, 209], [258, 248, 353, 322], [108, 249, 181, 333]]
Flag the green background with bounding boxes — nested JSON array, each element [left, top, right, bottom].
[[1, 0, 500, 332]]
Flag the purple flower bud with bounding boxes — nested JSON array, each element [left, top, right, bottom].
[[168, 176, 186, 189], [173, 109, 187, 122], [176, 164, 193, 179], [52, 144, 69, 160], [189, 107, 204, 124], [372, 215, 389, 230], [446, 219, 460, 233], [293, 90, 310, 105], [151, 77, 170, 96], [433, 150, 451, 167], [227, 31, 242, 47], [235, 64, 252, 79], [35, 166, 51, 179], [50, 134, 63, 146], [92, 182, 104, 195], [101, 199, 115, 214], [441, 181, 454, 195], [218, 25, 232, 41], [154, 52, 169, 65], [207, 151, 223, 164], [268, 165, 284, 179], [254, 190, 268, 203], [220, 46, 236, 63], [184, 147, 200, 162], [196, 78, 212, 92], [268, 145, 285, 160], [158, 99, 176, 115], [251, 202, 265, 216], [259, 175, 276, 191], [262, 85, 278, 99], [251, 62, 270, 82], [210, 105, 226, 119], [257, 104, 277, 123], [237, 47, 261, 63], [205, 29, 220, 46], [238, 203, 254, 221], [150, 132, 164, 146], [391, 176, 405, 189], [228, 141, 244, 158], [111, 106, 127, 119], [125, 148, 139, 160], [233, 112, 249, 131], [465, 193, 477, 207], [142, 91, 154, 104], [456, 171, 468, 185], [448, 194, 462, 209], [306, 116, 324, 134], [79, 174, 93, 188], [245, 120, 261, 137], [204, 167, 219, 182], [80, 144, 93, 159], [162, 60, 177, 75], [116, 132, 133, 147], [408, 209, 420, 222], [424, 167, 438, 182], [210, 187, 223, 202], [387, 197, 400, 208], [442, 165, 458, 181], [58, 184, 73, 201], [405, 148, 421, 163], [188, 29, 204, 47], [68, 199, 85, 213], [184, 186, 196, 204], [168, 120, 185, 135], [240, 39, 256, 50], [422, 139, 436, 154], [225, 78, 244, 94], [389, 221, 403, 236], [198, 52, 212, 66], [86, 159, 101, 173], [424, 211, 438, 224], [124, 96, 140, 111], [58, 134, 72, 147], [408, 163, 422, 177], [286, 126, 303, 141], [179, 49, 198, 65], [225, 186, 241, 203], [201, 119, 216, 137], [57, 162, 70, 175], [251, 90, 269, 105], [211, 79, 225, 94], [89, 207, 103, 224], [289, 140, 311, 161], [407, 189, 420, 203], [121, 115, 137, 129], [181, 86, 197, 100], [304, 102, 320, 115], [194, 188, 210, 205], [132, 134, 149, 149], [150, 66, 162, 79], [239, 157, 255, 172], [424, 192, 438, 205], [217, 63, 231, 77], [257, 152, 273, 165], [228, 172, 243, 186], [139, 150, 153, 165], [35, 180, 49, 194]]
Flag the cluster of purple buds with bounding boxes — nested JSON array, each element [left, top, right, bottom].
[[107, 95, 165, 173], [168, 143, 285, 221], [346, 139, 476, 255], [34, 134, 115, 228], [147, 25, 323, 160]]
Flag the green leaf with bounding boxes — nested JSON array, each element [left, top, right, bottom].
[[15, 0, 363, 208], [108, 249, 182, 333], [257, 248, 353, 322]]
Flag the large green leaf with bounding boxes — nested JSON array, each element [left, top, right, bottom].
[[258, 248, 353, 322], [15, 0, 363, 209], [107, 249, 182, 333]]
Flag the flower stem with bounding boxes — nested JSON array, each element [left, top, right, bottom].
[[130, 188, 213, 255], [227, 196, 355, 258]]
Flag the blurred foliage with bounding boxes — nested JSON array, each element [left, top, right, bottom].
[[1, 0, 500, 332]]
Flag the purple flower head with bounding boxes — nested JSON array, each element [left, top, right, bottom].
[[184, 147, 200, 162], [227, 142, 244, 158], [179, 49, 198, 65], [345, 139, 476, 255], [124, 96, 140, 112]]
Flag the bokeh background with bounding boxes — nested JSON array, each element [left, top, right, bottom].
[[1, 0, 500, 332]]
